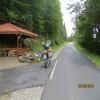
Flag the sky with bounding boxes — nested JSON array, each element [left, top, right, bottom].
[[59, 0, 81, 37]]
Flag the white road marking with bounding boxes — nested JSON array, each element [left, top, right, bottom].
[[50, 60, 58, 80]]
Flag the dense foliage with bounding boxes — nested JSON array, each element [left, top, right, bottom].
[[68, 0, 100, 54], [0, 0, 67, 45]]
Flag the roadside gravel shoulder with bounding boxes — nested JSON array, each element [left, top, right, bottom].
[[0, 87, 44, 100]]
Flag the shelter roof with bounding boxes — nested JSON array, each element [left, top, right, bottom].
[[0, 23, 38, 38]]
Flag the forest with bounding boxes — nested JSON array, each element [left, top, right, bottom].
[[0, 0, 67, 46], [69, 0, 100, 54]]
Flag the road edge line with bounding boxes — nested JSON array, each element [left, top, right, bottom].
[[50, 60, 58, 80]]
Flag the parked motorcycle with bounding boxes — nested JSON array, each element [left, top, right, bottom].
[[17, 48, 53, 68], [42, 49, 53, 68]]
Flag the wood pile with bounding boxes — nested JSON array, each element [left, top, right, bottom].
[[3, 48, 32, 57]]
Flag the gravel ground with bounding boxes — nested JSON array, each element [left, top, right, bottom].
[[0, 57, 28, 70], [0, 87, 44, 100]]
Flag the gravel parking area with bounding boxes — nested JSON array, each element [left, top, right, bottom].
[[0, 87, 44, 100], [0, 57, 28, 70], [11, 87, 44, 100]]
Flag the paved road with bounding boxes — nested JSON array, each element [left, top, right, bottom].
[[42, 43, 100, 100], [0, 61, 55, 95]]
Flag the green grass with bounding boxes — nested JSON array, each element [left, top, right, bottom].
[[53, 41, 67, 53], [25, 38, 67, 55], [75, 42, 100, 68], [24, 38, 42, 53]]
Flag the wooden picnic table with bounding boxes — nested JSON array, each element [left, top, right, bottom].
[[3, 48, 32, 57]]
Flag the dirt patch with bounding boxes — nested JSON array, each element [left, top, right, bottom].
[[0, 57, 28, 70], [0, 95, 10, 100]]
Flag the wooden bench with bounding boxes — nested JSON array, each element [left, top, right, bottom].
[[3, 48, 32, 57]]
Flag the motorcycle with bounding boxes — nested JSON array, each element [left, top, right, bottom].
[[17, 48, 53, 68], [42, 49, 53, 68]]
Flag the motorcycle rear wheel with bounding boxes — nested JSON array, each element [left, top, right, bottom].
[[44, 60, 50, 68]]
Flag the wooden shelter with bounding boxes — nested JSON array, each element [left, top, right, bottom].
[[0, 23, 38, 56]]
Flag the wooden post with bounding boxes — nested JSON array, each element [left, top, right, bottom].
[[30, 38, 34, 49], [17, 35, 21, 48], [20, 38, 22, 48], [20, 37, 24, 48], [21, 38, 25, 48]]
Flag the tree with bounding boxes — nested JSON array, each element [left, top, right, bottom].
[[0, 0, 67, 45], [68, 0, 100, 53]]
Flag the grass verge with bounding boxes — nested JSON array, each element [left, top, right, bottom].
[[53, 41, 67, 53], [75, 42, 100, 68], [25, 38, 67, 53]]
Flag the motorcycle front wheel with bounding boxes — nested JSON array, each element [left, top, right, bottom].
[[44, 60, 50, 68]]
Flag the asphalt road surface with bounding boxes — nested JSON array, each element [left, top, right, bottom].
[[0, 61, 55, 95], [42, 43, 100, 100]]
